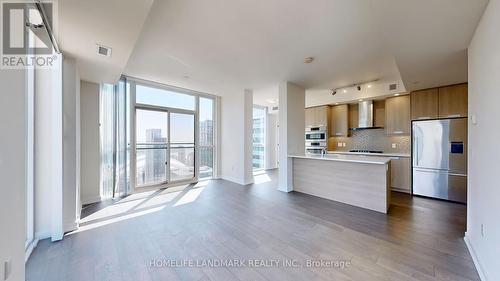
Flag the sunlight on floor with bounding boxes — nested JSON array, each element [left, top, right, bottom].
[[71, 181, 210, 235], [173, 186, 206, 207], [253, 173, 271, 184], [71, 206, 166, 234]]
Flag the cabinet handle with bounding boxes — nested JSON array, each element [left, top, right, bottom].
[[447, 114, 461, 118], [417, 116, 430, 120], [393, 131, 404, 134], [335, 133, 343, 136]]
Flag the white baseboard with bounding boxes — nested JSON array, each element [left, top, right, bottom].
[[221, 175, 253, 186], [25, 238, 39, 262], [64, 220, 79, 233], [464, 232, 487, 281], [81, 195, 101, 205], [34, 230, 50, 241]]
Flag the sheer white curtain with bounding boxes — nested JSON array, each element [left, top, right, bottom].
[[99, 79, 128, 199]]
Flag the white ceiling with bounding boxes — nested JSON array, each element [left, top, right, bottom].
[[370, 0, 488, 91], [58, 0, 488, 102], [57, 0, 153, 83]]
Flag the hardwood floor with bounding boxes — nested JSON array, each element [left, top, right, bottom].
[[26, 170, 479, 281]]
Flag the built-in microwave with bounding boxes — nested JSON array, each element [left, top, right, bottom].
[[305, 125, 327, 141]]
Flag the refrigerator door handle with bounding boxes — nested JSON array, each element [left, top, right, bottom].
[[414, 136, 419, 166]]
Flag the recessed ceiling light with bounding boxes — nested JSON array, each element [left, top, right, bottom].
[[343, 89, 347, 93], [304, 57, 314, 64], [358, 99, 363, 102], [335, 103, 339, 105], [394, 93, 400, 96], [367, 84, 372, 88]]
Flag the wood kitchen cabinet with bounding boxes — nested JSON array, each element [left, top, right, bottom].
[[348, 104, 359, 129], [391, 157, 411, 193], [330, 105, 348, 137], [411, 88, 439, 120], [373, 100, 385, 127], [305, 107, 315, 127], [305, 106, 330, 127], [438, 84, 468, 118], [385, 95, 410, 135], [315, 106, 330, 127]]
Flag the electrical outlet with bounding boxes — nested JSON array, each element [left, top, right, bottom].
[[481, 224, 485, 237], [391, 143, 397, 149], [342, 143, 346, 147], [4, 258, 11, 280], [337, 142, 342, 147]]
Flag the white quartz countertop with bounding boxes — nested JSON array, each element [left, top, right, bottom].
[[289, 154, 391, 165], [327, 151, 411, 158]]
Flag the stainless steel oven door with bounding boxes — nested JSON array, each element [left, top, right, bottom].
[[306, 147, 324, 155], [305, 131, 326, 141]]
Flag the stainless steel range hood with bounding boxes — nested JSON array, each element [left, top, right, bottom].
[[352, 100, 382, 130]]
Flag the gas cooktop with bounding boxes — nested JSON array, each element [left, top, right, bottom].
[[349, 150, 384, 154]]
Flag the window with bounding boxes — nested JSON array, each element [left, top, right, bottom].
[[253, 106, 266, 170], [125, 78, 217, 189], [199, 97, 215, 178], [136, 84, 195, 110]]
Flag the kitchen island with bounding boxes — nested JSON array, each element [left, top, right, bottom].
[[289, 154, 391, 213]]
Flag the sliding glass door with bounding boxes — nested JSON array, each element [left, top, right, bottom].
[[135, 109, 169, 187], [135, 108, 196, 187], [169, 112, 195, 181]]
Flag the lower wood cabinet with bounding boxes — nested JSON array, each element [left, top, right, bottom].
[[390, 157, 411, 193]]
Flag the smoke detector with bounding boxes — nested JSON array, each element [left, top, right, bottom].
[[96, 44, 112, 57]]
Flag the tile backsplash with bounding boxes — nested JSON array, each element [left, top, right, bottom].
[[328, 128, 410, 154]]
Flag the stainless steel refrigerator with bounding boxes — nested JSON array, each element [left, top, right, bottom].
[[412, 118, 467, 203]]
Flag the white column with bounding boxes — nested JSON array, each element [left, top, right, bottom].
[[278, 82, 305, 192], [220, 89, 254, 185], [243, 89, 254, 184]]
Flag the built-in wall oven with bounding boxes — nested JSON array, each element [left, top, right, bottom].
[[305, 126, 327, 154], [305, 125, 327, 141]]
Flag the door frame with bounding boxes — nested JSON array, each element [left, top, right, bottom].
[[132, 103, 197, 191]]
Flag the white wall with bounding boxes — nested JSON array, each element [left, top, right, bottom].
[[278, 82, 305, 192], [0, 69, 26, 281], [220, 90, 254, 185], [62, 57, 80, 232], [34, 55, 64, 241], [265, 112, 279, 170], [466, 1, 500, 280], [80, 81, 101, 204]]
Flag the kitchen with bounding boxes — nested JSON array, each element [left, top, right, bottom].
[[290, 83, 468, 213]]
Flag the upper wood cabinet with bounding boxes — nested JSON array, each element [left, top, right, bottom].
[[385, 95, 410, 135], [438, 84, 468, 118], [411, 88, 439, 120], [315, 106, 329, 127], [305, 107, 314, 127], [411, 83, 468, 120], [330, 105, 348, 137], [348, 104, 359, 129], [305, 106, 330, 127], [373, 100, 385, 127]]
